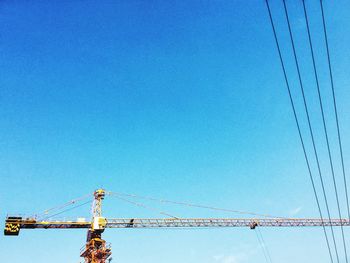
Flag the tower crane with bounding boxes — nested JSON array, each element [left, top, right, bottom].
[[4, 189, 350, 263]]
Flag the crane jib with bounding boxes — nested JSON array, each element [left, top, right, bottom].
[[5, 189, 350, 262], [4, 216, 350, 236]]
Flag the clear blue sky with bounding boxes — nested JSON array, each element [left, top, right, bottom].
[[1, 0, 350, 262]]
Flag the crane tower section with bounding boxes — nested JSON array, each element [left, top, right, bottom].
[[80, 189, 111, 263]]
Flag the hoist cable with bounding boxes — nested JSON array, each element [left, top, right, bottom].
[[258, 228, 273, 263], [255, 230, 269, 263], [259, 229, 273, 263]]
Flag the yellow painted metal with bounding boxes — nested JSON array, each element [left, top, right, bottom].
[[92, 217, 107, 231], [92, 189, 105, 218], [80, 189, 112, 263], [81, 237, 112, 263], [7, 188, 350, 262], [4, 222, 20, 235]]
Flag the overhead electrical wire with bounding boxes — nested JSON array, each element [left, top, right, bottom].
[[320, 0, 350, 220], [264, 1, 334, 262], [107, 191, 287, 219], [302, 1, 348, 262], [282, 0, 340, 262]]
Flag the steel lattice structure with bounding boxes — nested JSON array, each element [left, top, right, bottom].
[[8, 217, 349, 230], [5, 189, 350, 262]]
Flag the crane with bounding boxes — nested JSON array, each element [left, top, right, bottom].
[[4, 189, 350, 263]]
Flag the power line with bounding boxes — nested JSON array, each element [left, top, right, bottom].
[[282, 0, 340, 261], [320, 0, 350, 220], [264, 1, 333, 262], [302, 1, 348, 262]]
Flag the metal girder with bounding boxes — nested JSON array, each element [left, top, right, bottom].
[[19, 221, 91, 229], [7, 189, 350, 262], [105, 218, 350, 229], [4, 217, 91, 235], [5, 217, 350, 236]]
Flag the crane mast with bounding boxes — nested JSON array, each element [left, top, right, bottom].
[[4, 189, 350, 262], [80, 189, 112, 263]]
